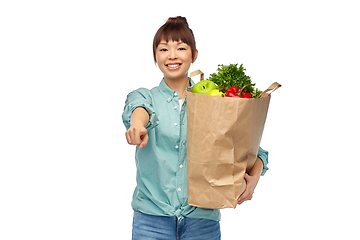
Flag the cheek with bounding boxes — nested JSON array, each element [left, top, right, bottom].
[[182, 53, 193, 63], [188, 52, 194, 62], [155, 53, 165, 63]]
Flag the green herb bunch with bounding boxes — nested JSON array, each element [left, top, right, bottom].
[[208, 64, 262, 98]]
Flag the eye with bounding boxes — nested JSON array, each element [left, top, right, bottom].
[[159, 48, 168, 52], [178, 47, 186, 51]]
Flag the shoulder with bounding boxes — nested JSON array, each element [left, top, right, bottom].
[[128, 85, 161, 97], [128, 87, 151, 96], [125, 87, 153, 102]]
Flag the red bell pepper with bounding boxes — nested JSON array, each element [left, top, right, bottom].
[[225, 86, 252, 98]]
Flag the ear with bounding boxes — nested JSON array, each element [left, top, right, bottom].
[[192, 49, 198, 63]]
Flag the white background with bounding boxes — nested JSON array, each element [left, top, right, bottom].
[[1, 0, 359, 239]]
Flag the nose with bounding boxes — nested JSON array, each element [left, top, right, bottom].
[[168, 50, 177, 60]]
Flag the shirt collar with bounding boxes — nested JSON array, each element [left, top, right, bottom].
[[159, 78, 195, 102], [187, 78, 195, 90]]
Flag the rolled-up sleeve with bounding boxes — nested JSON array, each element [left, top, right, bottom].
[[122, 88, 159, 131], [257, 146, 269, 176]]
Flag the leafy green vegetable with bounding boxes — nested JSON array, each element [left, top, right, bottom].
[[207, 64, 262, 98]]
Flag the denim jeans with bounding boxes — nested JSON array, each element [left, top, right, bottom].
[[132, 211, 221, 240]]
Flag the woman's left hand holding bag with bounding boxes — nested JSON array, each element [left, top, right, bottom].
[[237, 157, 263, 205]]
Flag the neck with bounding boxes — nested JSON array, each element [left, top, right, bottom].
[[164, 75, 189, 99]]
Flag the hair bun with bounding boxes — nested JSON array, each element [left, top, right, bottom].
[[166, 16, 189, 27]]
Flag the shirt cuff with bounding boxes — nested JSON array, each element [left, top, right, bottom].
[[257, 146, 269, 176], [122, 103, 159, 131], [122, 89, 159, 131]]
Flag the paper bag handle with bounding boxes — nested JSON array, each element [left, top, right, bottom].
[[190, 70, 204, 81], [258, 82, 281, 98]]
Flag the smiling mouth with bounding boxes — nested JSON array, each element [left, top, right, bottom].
[[166, 63, 182, 69]]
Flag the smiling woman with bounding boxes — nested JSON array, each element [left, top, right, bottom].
[[122, 16, 269, 240]]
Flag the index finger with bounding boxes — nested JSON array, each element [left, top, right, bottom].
[[139, 132, 149, 148]]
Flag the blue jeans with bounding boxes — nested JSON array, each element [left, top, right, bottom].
[[132, 211, 221, 240]]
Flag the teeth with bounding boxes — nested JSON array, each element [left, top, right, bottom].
[[168, 64, 180, 68]]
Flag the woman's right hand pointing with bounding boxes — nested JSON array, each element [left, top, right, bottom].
[[125, 126, 149, 149], [125, 107, 150, 149]]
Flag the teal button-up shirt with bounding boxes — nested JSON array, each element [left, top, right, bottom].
[[122, 78, 269, 222]]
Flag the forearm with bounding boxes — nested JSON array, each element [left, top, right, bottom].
[[249, 157, 264, 179], [238, 157, 264, 204], [131, 107, 150, 127]]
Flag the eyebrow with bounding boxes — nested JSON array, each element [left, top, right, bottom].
[[158, 41, 185, 45]]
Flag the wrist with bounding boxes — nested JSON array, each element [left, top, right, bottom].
[[130, 119, 147, 128], [249, 157, 263, 178]]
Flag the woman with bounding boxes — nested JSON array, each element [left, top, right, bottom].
[[122, 16, 269, 240]]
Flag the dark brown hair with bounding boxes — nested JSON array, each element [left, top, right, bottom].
[[153, 16, 196, 62]]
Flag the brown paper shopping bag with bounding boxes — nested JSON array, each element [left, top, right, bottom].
[[187, 75, 280, 209]]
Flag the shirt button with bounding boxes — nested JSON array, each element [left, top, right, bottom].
[[178, 187, 181, 191], [174, 123, 178, 126], [182, 141, 185, 145], [175, 145, 179, 149], [174, 106, 177, 109], [179, 164, 183, 169], [168, 98, 171, 101], [174, 93, 178, 96]]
